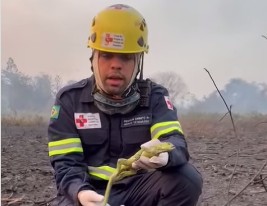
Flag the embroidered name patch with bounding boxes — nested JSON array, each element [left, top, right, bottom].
[[74, 113, 101, 129], [121, 114, 151, 128]]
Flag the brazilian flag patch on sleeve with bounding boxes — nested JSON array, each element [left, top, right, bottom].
[[50, 105, 60, 119]]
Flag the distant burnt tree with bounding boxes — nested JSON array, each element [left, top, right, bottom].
[[1, 58, 54, 115], [190, 78, 267, 114], [150, 71, 193, 108]]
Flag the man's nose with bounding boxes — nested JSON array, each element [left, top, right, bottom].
[[110, 56, 123, 70]]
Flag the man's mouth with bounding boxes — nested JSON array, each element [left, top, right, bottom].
[[106, 77, 123, 86]]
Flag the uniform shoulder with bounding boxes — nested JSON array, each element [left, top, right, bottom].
[[56, 78, 91, 99], [149, 79, 168, 94]]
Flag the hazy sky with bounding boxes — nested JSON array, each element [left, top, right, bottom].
[[2, 0, 267, 98]]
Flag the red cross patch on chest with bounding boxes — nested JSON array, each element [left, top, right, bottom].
[[74, 113, 101, 129]]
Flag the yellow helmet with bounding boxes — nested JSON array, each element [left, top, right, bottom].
[[88, 4, 149, 53]]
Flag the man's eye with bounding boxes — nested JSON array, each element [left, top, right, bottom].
[[121, 54, 134, 61], [99, 52, 135, 61], [100, 53, 113, 58]]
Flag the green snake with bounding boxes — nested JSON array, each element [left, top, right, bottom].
[[102, 142, 175, 206]]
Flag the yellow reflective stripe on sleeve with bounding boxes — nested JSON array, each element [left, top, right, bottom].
[[48, 138, 83, 156], [88, 166, 116, 181], [48, 138, 81, 147], [49, 147, 83, 156], [151, 121, 184, 139]]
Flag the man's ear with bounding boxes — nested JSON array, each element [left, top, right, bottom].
[[90, 49, 96, 72], [89, 54, 93, 72]]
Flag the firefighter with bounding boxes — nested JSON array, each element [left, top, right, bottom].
[[48, 4, 202, 206]]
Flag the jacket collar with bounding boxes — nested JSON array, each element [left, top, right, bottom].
[[80, 76, 95, 103]]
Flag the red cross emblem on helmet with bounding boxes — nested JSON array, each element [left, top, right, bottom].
[[105, 33, 113, 45]]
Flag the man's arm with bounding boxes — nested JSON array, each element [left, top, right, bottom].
[[150, 83, 189, 168], [48, 91, 93, 203]]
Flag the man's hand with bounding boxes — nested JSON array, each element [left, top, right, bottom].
[[132, 139, 169, 170], [78, 190, 108, 206]]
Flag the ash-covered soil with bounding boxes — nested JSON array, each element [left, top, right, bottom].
[[1, 114, 267, 206]]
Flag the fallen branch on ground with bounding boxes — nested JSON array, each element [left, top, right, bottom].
[[223, 160, 267, 206]]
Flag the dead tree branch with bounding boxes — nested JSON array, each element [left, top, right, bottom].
[[204, 68, 240, 206], [219, 111, 229, 122]]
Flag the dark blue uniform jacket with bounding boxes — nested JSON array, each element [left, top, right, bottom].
[[48, 76, 189, 203]]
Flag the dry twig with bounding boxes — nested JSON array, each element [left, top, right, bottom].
[[35, 196, 57, 206], [259, 174, 267, 192], [1, 195, 27, 205], [223, 160, 267, 206], [204, 68, 240, 206], [254, 121, 267, 127]]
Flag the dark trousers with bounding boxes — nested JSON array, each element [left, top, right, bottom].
[[53, 163, 202, 206]]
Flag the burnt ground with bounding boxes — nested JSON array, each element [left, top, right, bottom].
[[1, 114, 267, 206]]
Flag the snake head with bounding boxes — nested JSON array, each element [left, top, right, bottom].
[[155, 142, 175, 152], [142, 142, 175, 157]]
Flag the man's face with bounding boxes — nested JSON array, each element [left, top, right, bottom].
[[97, 51, 136, 96]]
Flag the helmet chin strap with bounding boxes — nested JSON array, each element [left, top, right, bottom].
[[92, 50, 105, 93], [92, 50, 141, 97]]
